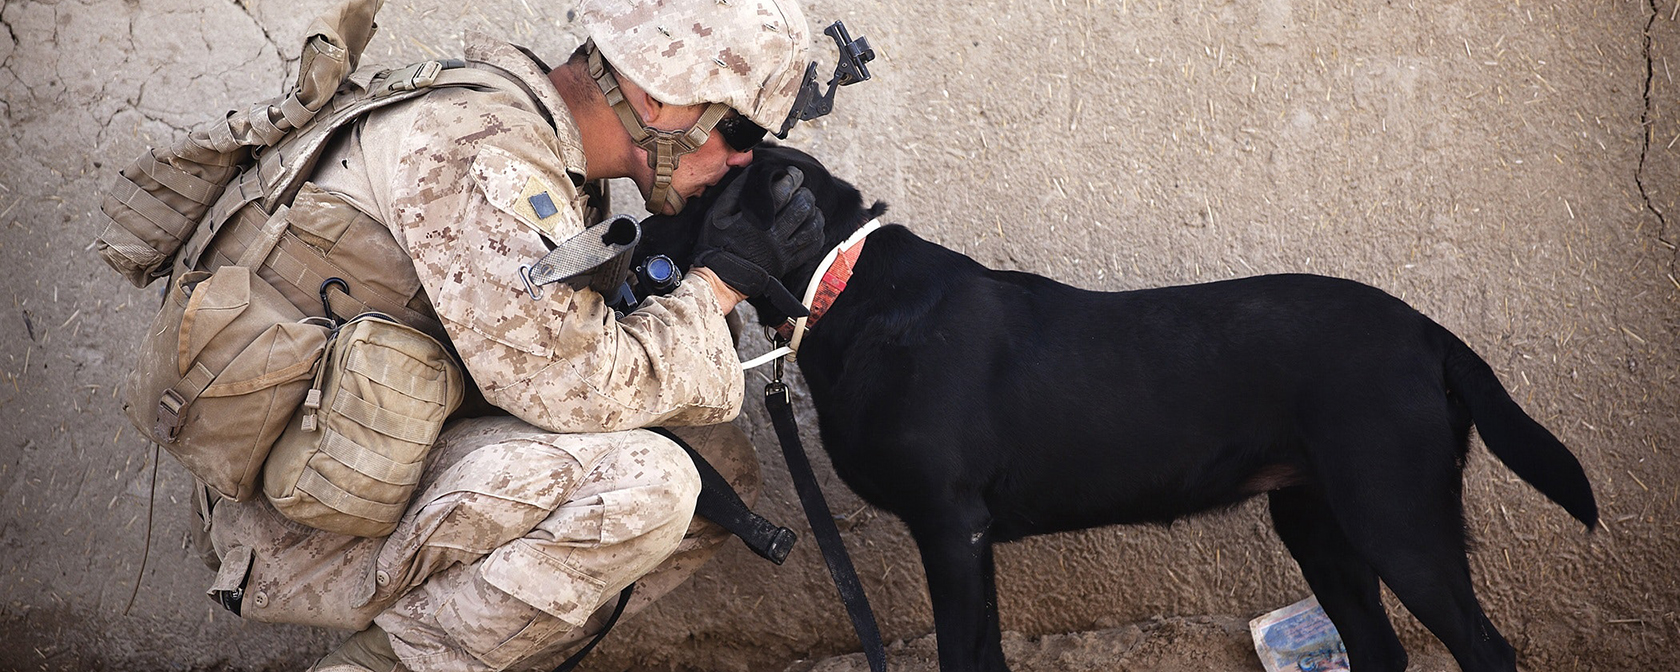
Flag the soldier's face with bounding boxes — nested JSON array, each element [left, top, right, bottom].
[[636, 103, 756, 215], [663, 125, 756, 214]]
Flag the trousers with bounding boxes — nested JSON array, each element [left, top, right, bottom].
[[204, 416, 760, 672]]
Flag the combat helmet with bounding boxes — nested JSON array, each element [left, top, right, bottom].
[[576, 0, 873, 213]]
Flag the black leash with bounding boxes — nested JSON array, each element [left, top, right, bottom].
[[651, 427, 798, 565], [764, 360, 888, 672], [551, 584, 634, 672]]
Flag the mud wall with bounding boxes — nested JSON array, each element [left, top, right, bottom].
[[0, 0, 1674, 670]]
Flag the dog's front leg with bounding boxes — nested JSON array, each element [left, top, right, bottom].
[[908, 508, 1009, 672]]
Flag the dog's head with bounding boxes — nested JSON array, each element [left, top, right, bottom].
[[636, 144, 887, 327]]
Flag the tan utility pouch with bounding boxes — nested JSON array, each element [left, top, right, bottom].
[[124, 252, 333, 502], [264, 312, 464, 537]]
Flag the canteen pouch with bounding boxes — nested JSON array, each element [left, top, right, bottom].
[[265, 313, 464, 537], [124, 265, 332, 501]]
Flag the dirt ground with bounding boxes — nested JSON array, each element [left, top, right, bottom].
[[0, 0, 1675, 671]]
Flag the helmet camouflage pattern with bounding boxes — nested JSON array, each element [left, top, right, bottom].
[[577, 0, 812, 131]]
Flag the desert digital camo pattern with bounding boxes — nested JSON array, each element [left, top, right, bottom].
[[369, 419, 699, 670], [314, 38, 745, 431], [466, 422, 764, 671], [578, 0, 812, 131], [202, 37, 758, 671], [211, 418, 760, 672]]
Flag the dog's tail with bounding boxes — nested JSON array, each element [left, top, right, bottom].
[[1441, 328, 1598, 530]]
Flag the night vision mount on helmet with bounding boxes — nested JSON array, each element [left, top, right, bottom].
[[776, 21, 875, 138]]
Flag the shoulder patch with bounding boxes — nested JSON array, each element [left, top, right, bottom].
[[469, 145, 585, 244]]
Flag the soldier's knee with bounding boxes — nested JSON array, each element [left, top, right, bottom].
[[641, 434, 702, 518], [592, 431, 703, 544], [659, 423, 761, 507]]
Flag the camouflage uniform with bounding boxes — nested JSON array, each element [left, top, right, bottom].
[[205, 38, 757, 672]]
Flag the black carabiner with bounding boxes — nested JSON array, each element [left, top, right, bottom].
[[319, 277, 351, 326]]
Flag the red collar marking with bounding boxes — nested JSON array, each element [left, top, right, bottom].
[[776, 237, 868, 342]]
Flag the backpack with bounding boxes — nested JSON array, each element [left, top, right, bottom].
[[98, 0, 513, 533]]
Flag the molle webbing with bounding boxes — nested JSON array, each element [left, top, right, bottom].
[[184, 62, 541, 346], [97, 10, 377, 288]]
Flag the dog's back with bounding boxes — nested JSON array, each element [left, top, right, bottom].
[[801, 231, 1592, 530]]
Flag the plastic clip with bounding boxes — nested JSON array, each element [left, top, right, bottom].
[[299, 389, 323, 432], [393, 60, 443, 92], [155, 389, 187, 443]]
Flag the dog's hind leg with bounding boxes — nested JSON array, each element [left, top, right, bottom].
[[1353, 517, 1515, 672], [1304, 408, 1517, 672], [1269, 486, 1408, 672], [907, 505, 1010, 672]]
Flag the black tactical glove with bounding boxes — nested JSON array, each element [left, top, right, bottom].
[[692, 165, 825, 317]]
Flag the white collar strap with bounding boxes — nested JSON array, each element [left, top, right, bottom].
[[740, 218, 883, 371]]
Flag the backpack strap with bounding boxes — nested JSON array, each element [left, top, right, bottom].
[[182, 60, 529, 275], [258, 61, 527, 213], [182, 59, 553, 348]]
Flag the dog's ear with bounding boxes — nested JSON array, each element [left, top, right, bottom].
[[736, 158, 785, 225], [736, 147, 891, 328]]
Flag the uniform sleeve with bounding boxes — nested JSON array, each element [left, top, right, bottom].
[[374, 87, 743, 433]]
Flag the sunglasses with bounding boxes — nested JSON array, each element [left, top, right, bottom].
[[715, 113, 768, 152]]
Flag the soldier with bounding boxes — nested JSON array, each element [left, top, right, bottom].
[[195, 0, 838, 670]]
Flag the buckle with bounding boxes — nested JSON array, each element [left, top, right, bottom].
[[156, 389, 187, 443], [379, 58, 463, 95], [391, 60, 443, 92]]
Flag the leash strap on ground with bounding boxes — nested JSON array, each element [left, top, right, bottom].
[[651, 427, 798, 565], [765, 382, 888, 672], [549, 584, 634, 672]]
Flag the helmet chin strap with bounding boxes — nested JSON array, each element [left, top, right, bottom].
[[586, 41, 730, 214]]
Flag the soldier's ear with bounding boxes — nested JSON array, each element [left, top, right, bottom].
[[622, 79, 714, 133], [643, 97, 710, 132], [635, 90, 668, 124], [618, 78, 676, 129]]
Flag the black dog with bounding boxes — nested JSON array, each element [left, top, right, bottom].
[[639, 145, 1597, 672]]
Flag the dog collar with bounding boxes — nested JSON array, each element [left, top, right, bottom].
[[740, 219, 883, 370]]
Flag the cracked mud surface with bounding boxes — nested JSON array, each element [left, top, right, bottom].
[[1644, 0, 1677, 247], [1, 1, 1675, 671]]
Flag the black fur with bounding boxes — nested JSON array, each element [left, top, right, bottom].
[[639, 145, 1598, 672]]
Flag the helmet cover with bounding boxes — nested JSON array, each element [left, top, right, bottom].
[[577, 0, 812, 131]]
